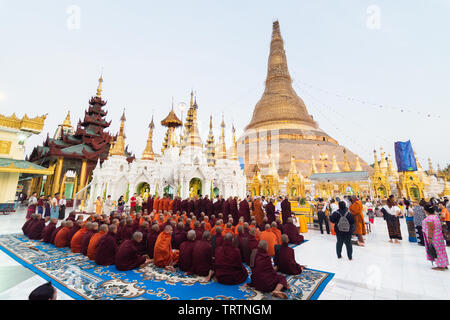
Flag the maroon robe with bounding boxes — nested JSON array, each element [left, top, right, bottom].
[[95, 232, 118, 266], [281, 199, 292, 224], [193, 199, 201, 217], [28, 220, 45, 240], [121, 225, 134, 241], [275, 243, 302, 275], [191, 239, 213, 276], [136, 226, 148, 255], [67, 225, 80, 244], [115, 239, 146, 271], [22, 219, 35, 236], [238, 200, 251, 223], [213, 199, 222, 215], [194, 227, 203, 241], [249, 247, 288, 292], [146, 230, 159, 258], [214, 240, 248, 285], [180, 199, 188, 213], [266, 202, 276, 224], [81, 230, 95, 255], [237, 234, 250, 265], [173, 228, 187, 249], [42, 222, 57, 243], [147, 197, 154, 212], [212, 233, 223, 253], [51, 226, 63, 244], [205, 199, 213, 216], [66, 214, 76, 222], [230, 198, 239, 225], [222, 201, 230, 220], [178, 240, 196, 272], [187, 200, 194, 215], [282, 223, 304, 244]]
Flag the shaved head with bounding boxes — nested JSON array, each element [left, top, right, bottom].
[[224, 232, 233, 241], [281, 234, 289, 244], [265, 224, 270, 230], [66, 221, 74, 228], [249, 228, 256, 236], [99, 224, 108, 232], [151, 224, 159, 232], [132, 231, 143, 242], [187, 230, 196, 241], [258, 239, 268, 251], [202, 230, 211, 240], [109, 224, 117, 233]]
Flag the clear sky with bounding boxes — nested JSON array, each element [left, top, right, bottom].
[[0, 0, 449, 169]]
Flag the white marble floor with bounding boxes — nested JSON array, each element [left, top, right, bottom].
[[0, 208, 448, 300]]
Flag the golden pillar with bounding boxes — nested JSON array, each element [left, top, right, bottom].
[[72, 174, 78, 199], [79, 159, 87, 191], [52, 157, 64, 195], [59, 174, 67, 196]]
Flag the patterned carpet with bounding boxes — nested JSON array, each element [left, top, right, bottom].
[[0, 233, 333, 300]]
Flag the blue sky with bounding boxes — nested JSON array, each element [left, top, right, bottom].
[[0, 0, 449, 168]]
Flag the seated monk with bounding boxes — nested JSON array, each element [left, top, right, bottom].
[[22, 214, 36, 236], [95, 224, 119, 266], [223, 222, 234, 237], [28, 215, 45, 240], [274, 234, 304, 275], [247, 240, 289, 299], [214, 233, 248, 285], [54, 221, 73, 248], [71, 222, 90, 253], [115, 231, 150, 271], [178, 230, 197, 273], [203, 216, 212, 231], [42, 218, 58, 243], [282, 218, 304, 245], [259, 224, 277, 257], [270, 221, 282, 245], [87, 224, 108, 260], [136, 221, 149, 255], [211, 226, 223, 254], [193, 221, 203, 240], [146, 223, 160, 259], [121, 218, 134, 241], [173, 222, 187, 250], [81, 222, 97, 256], [67, 220, 82, 244], [153, 225, 179, 272], [191, 230, 214, 281]]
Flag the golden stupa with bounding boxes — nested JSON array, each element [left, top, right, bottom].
[[238, 20, 371, 178]]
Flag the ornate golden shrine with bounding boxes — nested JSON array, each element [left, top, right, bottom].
[[286, 156, 305, 198], [399, 171, 424, 201]]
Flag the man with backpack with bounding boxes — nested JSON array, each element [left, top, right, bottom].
[[330, 201, 356, 260]]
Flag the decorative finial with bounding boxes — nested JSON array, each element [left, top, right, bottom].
[[96, 72, 103, 98]]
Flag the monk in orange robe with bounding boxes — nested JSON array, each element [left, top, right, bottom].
[[203, 217, 212, 231], [71, 222, 91, 253], [54, 221, 72, 248], [249, 221, 261, 240], [233, 218, 245, 235], [223, 222, 234, 236], [168, 199, 174, 212], [270, 222, 282, 245], [153, 197, 160, 213], [87, 224, 108, 260], [153, 225, 179, 271], [349, 196, 366, 246], [252, 198, 264, 226], [260, 224, 277, 256]]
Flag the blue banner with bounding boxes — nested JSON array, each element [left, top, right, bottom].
[[394, 140, 417, 172], [238, 157, 245, 170]]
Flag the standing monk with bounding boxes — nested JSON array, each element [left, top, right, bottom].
[[248, 240, 289, 299], [214, 233, 248, 285], [252, 197, 264, 226], [265, 199, 276, 224], [281, 196, 292, 224], [238, 196, 251, 223], [153, 225, 179, 271], [349, 196, 366, 246]]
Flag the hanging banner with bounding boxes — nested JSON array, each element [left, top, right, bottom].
[[394, 140, 417, 172]]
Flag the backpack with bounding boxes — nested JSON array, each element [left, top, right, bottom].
[[337, 211, 350, 233]]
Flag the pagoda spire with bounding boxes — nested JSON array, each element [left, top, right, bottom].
[[343, 149, 351, 171], [354, 156, 363, 171], [289, 155, 298, 174], [373, 150, 381, 173], [414, 151, 424, 172], [184, 96, 202, 148], [142, 116, 155, 160], [310, 155, 318, 174], [229, 123, 238, 161], [245, 20, 317, 131], [331, 154, 340, 173], [96, 74, 103, 98], [428, 157, 434, 175], [206, 115, 216, 166], [161, 104, 182, 151], [217, 114, 227, 159], [110, 109, 126, 156]]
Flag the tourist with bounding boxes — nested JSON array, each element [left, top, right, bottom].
[[95, 196, 103, 215], [381, 195, 403, 243], [44, 196, 51, 217], [117, 195, 125, 214], [316, 198, 330, 235], [214, 233, 248, 285], [50, 193, 60, 220], [365, 198, 375, 224], [422, 203, 449, 271], [329, 201, 355, 260], [274, 234, 304, 275], [349, 196, 366, 246], [153, 225, 179, 271], [29, 282, 57, 300], [95, 224, 119, 266], [191, 231, 214, 281], [178, 230, 197, 273], [37, 196, 45, 216], [413, 199, 427, 246], [26, 192, 38, 219], [130, 193, 137, 215], [248, 240, 289, 299], [404, 200, 417, 243], [58, 195, 66, 220], [136, 194, 143, 214], [330, 198, 339, 214], [439, 201, 450, 246], [103, 195, 113, 215], [115, 231, 150, 271]]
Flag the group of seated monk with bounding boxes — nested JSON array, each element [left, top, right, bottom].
[[22, 207, 305, 299]]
